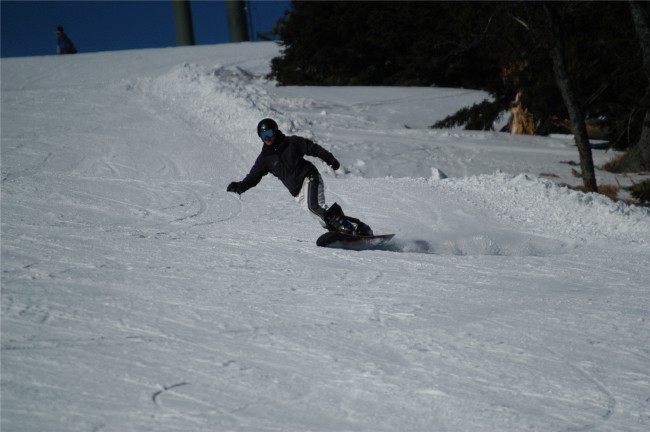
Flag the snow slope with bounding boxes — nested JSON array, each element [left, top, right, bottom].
[[2, 42, 649, 432]]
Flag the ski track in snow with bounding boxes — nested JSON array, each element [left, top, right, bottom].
[[2, 43, 650, 432]]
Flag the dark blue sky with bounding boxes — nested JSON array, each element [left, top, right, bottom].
[[1, 1, 291, 58]]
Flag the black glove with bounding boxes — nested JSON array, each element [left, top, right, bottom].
[[327, 157, 340, 170], [227, 182, 244, 195]]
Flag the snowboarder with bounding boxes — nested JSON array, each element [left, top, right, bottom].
[[227, 118, 372, 235], [54, 26, 77, 55]]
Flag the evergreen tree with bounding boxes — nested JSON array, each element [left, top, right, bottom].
[[270, 1, 646, 154]]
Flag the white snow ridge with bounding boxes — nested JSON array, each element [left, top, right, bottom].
[[2, 43, 649, 432]]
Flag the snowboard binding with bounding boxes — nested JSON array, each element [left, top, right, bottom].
[[325, 203, 373, 236]]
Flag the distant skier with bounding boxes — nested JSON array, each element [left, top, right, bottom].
[[227, 118, 372, 235], [54, 26, 77, 55]]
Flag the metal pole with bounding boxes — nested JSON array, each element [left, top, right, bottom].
[[172, 0, 195, 46], [225, 0, 249, 42]]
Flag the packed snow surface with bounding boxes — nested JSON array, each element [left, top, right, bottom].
[[2, 43, 649, 432]]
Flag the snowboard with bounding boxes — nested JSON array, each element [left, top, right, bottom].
[[316, 231, 395, 250]]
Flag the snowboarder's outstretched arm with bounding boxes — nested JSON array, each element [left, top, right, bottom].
[[227, 155, 268, 195]]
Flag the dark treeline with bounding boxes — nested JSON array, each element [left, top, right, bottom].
[[269, 1, 648, 165]]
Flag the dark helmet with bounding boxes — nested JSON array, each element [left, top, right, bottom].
[[257, 118, 278, 138]]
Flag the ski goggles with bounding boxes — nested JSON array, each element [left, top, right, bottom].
[[259, 129, 274, 140]]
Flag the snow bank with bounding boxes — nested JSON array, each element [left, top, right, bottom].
[[433, 173, 650, 244]]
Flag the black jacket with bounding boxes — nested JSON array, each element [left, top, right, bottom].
[[57, 33, 77, 54], [238, 133, 337, 196]]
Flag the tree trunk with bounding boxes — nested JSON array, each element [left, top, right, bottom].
[[616, 1, 650, 172], [544, 4, 598, 191], [630, 0, 650, 78]]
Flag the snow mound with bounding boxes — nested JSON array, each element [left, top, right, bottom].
[[433, 173, 650, 244], [137, 63, 267, 137]]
